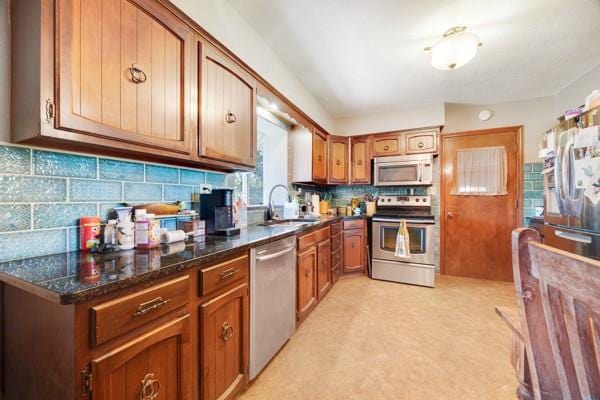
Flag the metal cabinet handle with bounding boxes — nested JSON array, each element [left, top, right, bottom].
[[219, 268, 240, 280], [129, 64, 147, 84], [221, 321, 234, 341], [225, 111, 237, 124], [139, 373, 160, 400], [356, 160, 363, 166], [555, 230, 592, 244], [133, 297, 170, 317], [418, 142, 424, 148]]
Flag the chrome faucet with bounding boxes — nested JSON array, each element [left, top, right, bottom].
[[267, 184, 291, 221]]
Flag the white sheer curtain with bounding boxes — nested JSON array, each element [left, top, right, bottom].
[[451, 146, 508, 196]]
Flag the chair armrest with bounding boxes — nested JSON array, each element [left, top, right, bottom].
[[495, 306, 524, 342]]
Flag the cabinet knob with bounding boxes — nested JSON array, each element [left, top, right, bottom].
[[225, 111, 237, 124], [305, 267, 311, 277], [139, 373, 160, 400], [383, 145, 389, 151], [356, 160, 363, 166], [221, 321, 234, 341], [317, 155, 322, 162], [336, 160, 341, 166], [129, 64, 147, 84], [418, 142, 424, 148]]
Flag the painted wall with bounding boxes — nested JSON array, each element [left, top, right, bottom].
[[334, 103, 445, 136], [170, 0, 334, 132], [0, 0, 9, 143], [443, 97, 556, 163], [554, 64, 600, 116]]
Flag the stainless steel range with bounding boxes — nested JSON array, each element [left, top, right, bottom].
[[371, 195, 436, 287]]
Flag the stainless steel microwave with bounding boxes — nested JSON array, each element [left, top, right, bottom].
[[373, 154, 433, 186]]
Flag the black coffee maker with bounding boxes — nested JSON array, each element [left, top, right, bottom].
[[198, 189, 240, 236]]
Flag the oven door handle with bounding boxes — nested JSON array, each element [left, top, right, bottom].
[[373, 218, 435, 224]]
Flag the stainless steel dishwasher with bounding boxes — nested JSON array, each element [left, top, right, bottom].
[[249, 236, 296, 379]]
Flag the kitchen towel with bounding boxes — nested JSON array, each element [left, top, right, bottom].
[[394, 220, 411, 258]]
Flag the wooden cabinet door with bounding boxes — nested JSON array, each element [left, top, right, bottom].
[[328, 136, 348, 184], [312, 130, 328, 182], [405, 129, 439, 154], [91, 314, 191, 400], [316, 240, 331, 300], [56, 0, 193, 155], [200, 283, 249, 400], [343, 229, 365, 273], [351, 136, 371, 184], [297, 246, 318, 323], [201, 44, 257, 168], [372, 133, 402, 156]]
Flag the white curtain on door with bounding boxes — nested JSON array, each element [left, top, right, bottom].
[[451, 146, 508, 195]]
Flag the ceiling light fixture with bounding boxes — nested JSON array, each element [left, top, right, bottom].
[[425, 26, 482, 70]]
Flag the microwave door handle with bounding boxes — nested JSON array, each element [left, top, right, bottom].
[[417, 164, 423, 182]]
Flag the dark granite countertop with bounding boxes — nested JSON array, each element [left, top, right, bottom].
[[0, 215, 366, 304]]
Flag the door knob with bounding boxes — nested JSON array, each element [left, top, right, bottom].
[[447, 212, 454, 219]]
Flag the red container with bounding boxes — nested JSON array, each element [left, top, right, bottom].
[[80, 216, 101, 251]]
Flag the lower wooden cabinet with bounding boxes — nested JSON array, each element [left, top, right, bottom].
[[316, 239, 332, 299], [91, 315, 191, 400], [200, 283, 249, 400], [343, 228, 365, 274], [297, 246, 318, 323]]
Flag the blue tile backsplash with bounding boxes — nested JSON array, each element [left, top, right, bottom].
[[0, 143, 233, 262], [524, 162, 544, 225]]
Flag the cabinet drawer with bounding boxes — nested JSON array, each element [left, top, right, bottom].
[[343, 219, 365, 230], [91, 275, 189, 346], [297, 227, 330, 251], [332, 248, 342, 266], [200, 254, 249, 297], [331, 232, 342, 251], [330, 222, 342, 235]]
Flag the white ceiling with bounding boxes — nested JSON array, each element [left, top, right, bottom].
[[227, 0, 600, 118]]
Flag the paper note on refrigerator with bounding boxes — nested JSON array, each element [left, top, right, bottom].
[[574, 126, 599, 148], [574, 156, 600, 204]]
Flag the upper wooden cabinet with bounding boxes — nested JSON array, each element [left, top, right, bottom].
[[12, 0, 195, 158], [328, 136, 349, 184], [372, 133, 402, 157], [312, 129, 328, 182], [350, 136, 371, 184], [405, 129, 438, 154], [200, 43, 257, 168]]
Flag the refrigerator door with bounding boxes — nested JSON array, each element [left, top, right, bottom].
[[545, 225, 600, 260]]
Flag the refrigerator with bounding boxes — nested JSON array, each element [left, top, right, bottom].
[[543, 107, 600, 260]]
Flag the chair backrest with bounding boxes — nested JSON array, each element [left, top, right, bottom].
[[512, 228, 600, 400]]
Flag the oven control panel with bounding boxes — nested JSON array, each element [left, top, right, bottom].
[[377, 195, 431, 207]]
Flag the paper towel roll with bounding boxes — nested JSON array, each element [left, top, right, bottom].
[[311, 194, 320, 209], [160, 241, 186, 255], [160, 230, 186, 244]]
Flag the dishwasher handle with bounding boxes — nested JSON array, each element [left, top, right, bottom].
[[255, 245, 295, 262]]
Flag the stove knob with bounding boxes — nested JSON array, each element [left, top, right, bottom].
[[387, 198, 391, 202], [422, 198, 427, 203], [415, 198, 420, 202]]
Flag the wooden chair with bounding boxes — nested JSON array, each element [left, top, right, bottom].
[[506, 227, 600, 400]]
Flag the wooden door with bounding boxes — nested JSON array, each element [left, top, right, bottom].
[[343, 229, 364, 273], [328, 136, 348, 184], [441, 127, 522, 281], [351, 136, 371, 184], [56, 0, 193, 155], [312, 130, 328, 182], [297, 246, 318, 323], [91, 314, 191, 400], [405, 129, 438, 154], [201, 44, 257, 167], [372, 133, 402, 156], [200, 284, 249, 400], [316, 240, 331, 300]]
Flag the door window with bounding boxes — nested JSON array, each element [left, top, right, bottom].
[[451, 146, 508, 195]]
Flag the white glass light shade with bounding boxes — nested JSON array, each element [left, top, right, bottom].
[[429, 29, 481, 70]]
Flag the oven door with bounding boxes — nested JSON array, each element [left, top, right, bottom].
[[374, 160, 422, 186], [372, 218, 435, 265]]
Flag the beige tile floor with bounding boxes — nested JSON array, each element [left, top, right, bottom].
[[239, 275, 518, 400]]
